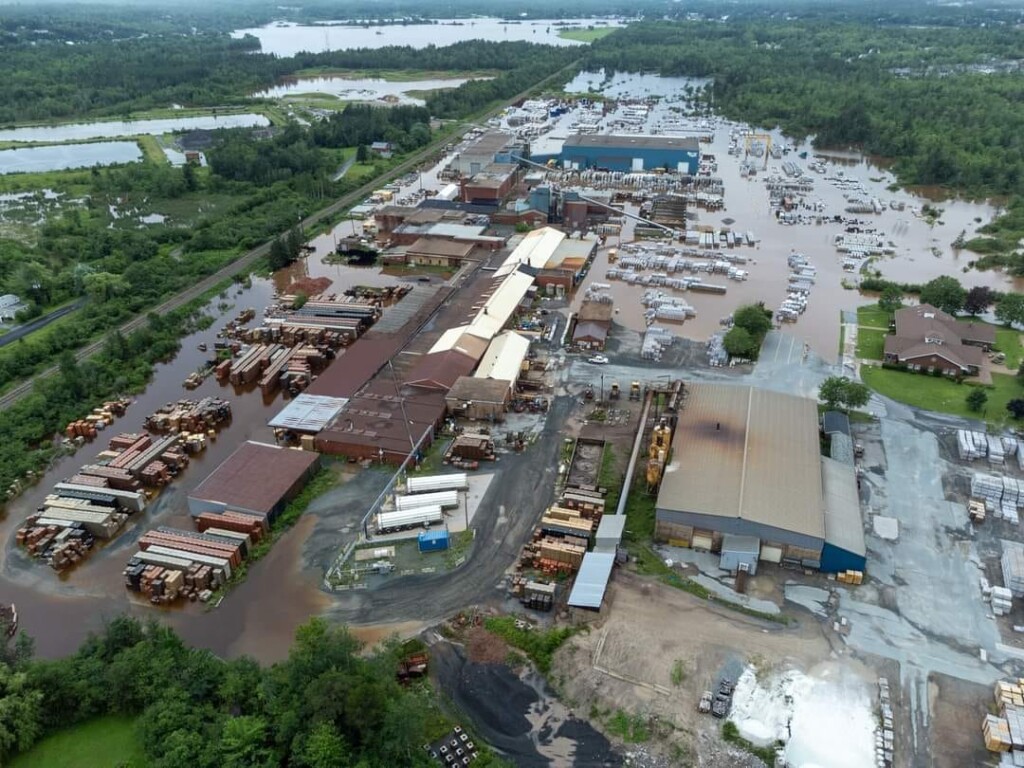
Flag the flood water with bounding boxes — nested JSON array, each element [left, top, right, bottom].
[[232, 18, 621, 57], [0, 141, 142, 175], [0, 113, 270, 145], [255, 75, 484, 105], [562, 73, 1023, 361], [0, 229, 420, 661]]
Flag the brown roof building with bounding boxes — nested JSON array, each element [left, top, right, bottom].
[[445, 376, 512, 421], [573, 320, 610, 350], [404, 349, 478, 391], [883, 303, 995, 375], [315, 383, 447, 464], [405, 237, 477, 267], [188, 441, 321, 522]]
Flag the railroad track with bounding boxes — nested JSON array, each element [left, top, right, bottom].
[[0, 61, 580, 413]]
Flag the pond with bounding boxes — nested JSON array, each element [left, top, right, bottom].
[[232, 18, 622, 57], [255, 75, 487, 105], [0, 142, 142, 175], [0, 113, 269, 144]]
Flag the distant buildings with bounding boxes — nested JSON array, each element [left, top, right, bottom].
[[0, 294, 25, 322], [560, 134, 700, 174]]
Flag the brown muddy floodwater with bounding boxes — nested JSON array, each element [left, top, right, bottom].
[[0, 229, 424, 662], [572, 123, 1022, 362]]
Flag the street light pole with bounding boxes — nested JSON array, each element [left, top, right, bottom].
[[600, 374, 604, 404]]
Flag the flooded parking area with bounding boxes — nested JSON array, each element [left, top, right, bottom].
[[538, 71, 1022, 360]]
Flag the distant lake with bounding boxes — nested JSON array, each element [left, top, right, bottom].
[[0, 142, 142, 174], [232, 18, 622, 57], [0, 114, 270, 144], [255, 75, 488, 104]]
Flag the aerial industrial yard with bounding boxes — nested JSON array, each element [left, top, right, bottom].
[[3, 61, 1024, 768]]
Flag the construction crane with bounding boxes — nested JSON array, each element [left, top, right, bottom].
[[744, 133, 772, 170]]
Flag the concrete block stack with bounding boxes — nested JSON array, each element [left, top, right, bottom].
[[1003, 542, 1024, 598], [993, 587, 1014, 616], [988, 683, 1024, 757], [876, 677, 894, 767], [958, 429, 989, 461], [972, 473, 1023, 522], [990, 435, 1007, 466]]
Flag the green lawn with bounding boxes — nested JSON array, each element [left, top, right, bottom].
[[994, 326, 1024, 370], [856, 303, 892, 330], [856, 328, 888, 360], [861, 366, 1022, 424], [558, 27, 618, 42], [10, 715, 144, 768]]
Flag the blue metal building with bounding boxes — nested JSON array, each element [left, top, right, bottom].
[[561, 134, 700, 174]]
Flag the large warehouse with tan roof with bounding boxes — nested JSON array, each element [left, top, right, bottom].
[[655, 383, 865, 573]]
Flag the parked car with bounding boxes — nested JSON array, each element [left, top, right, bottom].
[[588, 354, 609, 365]]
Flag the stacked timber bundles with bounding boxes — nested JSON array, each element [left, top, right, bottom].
[[124, 526, 255, 605]]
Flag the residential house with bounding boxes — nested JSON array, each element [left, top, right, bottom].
[[883, 303, 996, 376]]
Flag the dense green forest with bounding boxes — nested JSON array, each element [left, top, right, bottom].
[[583, 22, 1024, 197], [0, 616, 505, 767]]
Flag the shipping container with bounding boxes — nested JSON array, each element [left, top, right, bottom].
[[395, 490, 459, 512], [418, 529, 450, 552], [377, 506, 444, 533], [406, 473, 468, 494]]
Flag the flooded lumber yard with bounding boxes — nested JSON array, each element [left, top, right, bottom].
[[1, 64, 1021, 679], [548, 71, 1022, 361]]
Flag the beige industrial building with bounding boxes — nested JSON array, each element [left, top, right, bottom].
[[655, 384, 865, 573]]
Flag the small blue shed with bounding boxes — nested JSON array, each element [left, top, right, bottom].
[[418, 529, 450, 553]]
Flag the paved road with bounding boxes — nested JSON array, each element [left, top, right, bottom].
[[323, 395, 572, 626], [0, 62, 578, 413], [0, 298, 86, 348]]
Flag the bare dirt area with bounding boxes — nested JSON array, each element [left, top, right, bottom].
[[550, 569, 842, 766], [928, 673, 993, 768]]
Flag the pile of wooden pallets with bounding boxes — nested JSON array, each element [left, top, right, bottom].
[[986, 680, 1024, 755], [969, 499, 987, 524], [145, 398, 232, 434], [124, 524, 260, 605], [836, 569, 864, 585]]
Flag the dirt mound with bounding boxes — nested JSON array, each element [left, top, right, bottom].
[[466, 626, 509, 664], [286, 276, 333, 296]]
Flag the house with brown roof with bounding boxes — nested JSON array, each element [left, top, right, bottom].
[[883, 303, 996, 376]]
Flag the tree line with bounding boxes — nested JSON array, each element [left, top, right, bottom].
[[0, 616, 505, 767]]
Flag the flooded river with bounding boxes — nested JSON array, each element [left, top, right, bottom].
[[564, 73, 1022, 361], [255, 75, 486, 105], [232, 18, 621, 57], [0, 113, 269, 145]]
